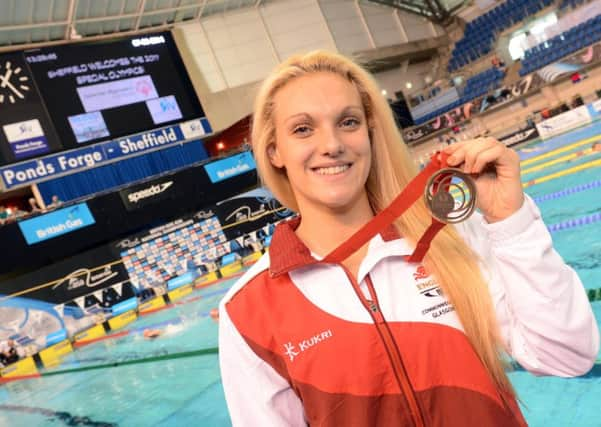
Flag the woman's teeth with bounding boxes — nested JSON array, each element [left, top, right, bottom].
[[314, 165, 350, 175]]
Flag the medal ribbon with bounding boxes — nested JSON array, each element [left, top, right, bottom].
[[324, 151, 452, 265]]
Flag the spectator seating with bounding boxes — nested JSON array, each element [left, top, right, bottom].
[[448, 0, 554, 72], [519, 14, 601, 76], [412, 67, 505, 125]]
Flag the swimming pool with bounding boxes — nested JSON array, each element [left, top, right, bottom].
[[0, 134, 599, 427]]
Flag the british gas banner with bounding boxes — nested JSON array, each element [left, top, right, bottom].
[[204, 151, 256, 183], [18, 203, 96, 245], [0, 118, 211, 189]]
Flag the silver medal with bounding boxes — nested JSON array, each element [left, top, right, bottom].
[[424, 168, 477, 223]]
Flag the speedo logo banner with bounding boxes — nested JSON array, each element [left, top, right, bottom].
[[119, 177, 177, 211]]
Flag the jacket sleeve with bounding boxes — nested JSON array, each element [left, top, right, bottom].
[[218, 300, 307, 426], [456, 195, 599, 377]]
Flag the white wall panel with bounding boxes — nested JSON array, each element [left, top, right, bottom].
[[262, 0, 335, 60], [318, 0, 371, 54], [359, 2, 403, 47], [176, 22, 227, 93], [201, 9, 277, 88]]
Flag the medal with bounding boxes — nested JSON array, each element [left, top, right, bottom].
[[424, 168, 476, 224]]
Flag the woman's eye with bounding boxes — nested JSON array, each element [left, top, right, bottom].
[[340, 117, 360, 128], [293, 125, 312, 136]]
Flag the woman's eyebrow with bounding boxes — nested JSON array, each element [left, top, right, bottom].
[[284, 112, 312, 124], [283, 105, 363, 124]]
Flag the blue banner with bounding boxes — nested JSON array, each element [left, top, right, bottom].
[[167, 271, 196, 291], [0, 118, 210, 189], [111, 297, 138, 316], [204, 151, 256, 183], [11, 136, 50, 160], [104, 126, 184, 160], [1, 146, 107, 189], [45, 328, 68, 346], [588, 99, 601, 119], [18, 203, 96, 245]]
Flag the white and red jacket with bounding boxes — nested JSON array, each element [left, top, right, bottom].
[[219, 196, 599, 426]]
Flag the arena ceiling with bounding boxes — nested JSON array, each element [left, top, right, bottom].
[[369, 0, 464, 24], [0, 0, 464, 52]]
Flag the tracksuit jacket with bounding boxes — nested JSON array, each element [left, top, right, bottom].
[[219, 196, 599, 426]]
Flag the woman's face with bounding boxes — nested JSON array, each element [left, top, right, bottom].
[[270, 72, 372, 215]]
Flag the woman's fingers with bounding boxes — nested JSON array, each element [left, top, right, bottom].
[[443, 138, 502, 173], [471, 144, 505, 174]]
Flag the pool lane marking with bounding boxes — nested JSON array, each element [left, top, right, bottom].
[[73, 330, 130, 348], [521, 149, 598, 175], [37, 347, 220, 378], [532, 179, 601, 204], [74, 287, 231, 348], [520, 134, 601, 167], [523, 158, 601, 188], [8, 345, 601, 380]]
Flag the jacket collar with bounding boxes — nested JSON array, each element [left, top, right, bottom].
[[268, 216, 411, 278]]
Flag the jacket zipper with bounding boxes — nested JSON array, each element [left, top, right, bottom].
[[340, 265, 426, 427]]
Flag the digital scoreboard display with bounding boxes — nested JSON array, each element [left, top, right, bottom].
[[24, 32, 205, 150], [0, 52, 62, 165]]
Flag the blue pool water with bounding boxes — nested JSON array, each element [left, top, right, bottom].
[[0, 134, 600, 427]]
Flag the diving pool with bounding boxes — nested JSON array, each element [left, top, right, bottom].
[[0, 136, 599, 427]]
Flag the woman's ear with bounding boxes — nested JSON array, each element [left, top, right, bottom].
[[267, 144, 284, 168]]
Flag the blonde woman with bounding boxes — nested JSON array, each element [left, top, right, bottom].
[[218, 51, 598, 426]]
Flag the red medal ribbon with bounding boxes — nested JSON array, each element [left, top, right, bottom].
[[324, 152, 451, 264]]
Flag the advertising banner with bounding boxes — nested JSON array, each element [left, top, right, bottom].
[[403, 73, 546, 143], [2, 118, 50, 159], [498, 125, 540, 147], [588, 99, 601, 119], [0, 120, 204, 189], [18, 203, 96, 245], [536, 105, 592, 140], [119, 176, 177, 211], [204, 151, 256, 183], [215, 187, 293, 240], [536, 40, 601, 83]]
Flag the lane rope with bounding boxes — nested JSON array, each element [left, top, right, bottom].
[[548, 212, 601, 233], [520, 134, 601, 166], [522, 148, 598, 175], [523, 158, 601, 188], [532, 179, 601, 203]]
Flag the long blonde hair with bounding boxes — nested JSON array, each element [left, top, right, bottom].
[[251, 50, 514, 395]]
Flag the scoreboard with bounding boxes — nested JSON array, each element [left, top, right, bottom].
[[0, 32, 205, 165]]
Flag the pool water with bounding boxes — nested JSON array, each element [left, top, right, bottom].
[[0, 134, 600, 427], [0, 282, 232, 427]]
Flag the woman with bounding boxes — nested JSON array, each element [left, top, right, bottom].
[[218, 51, 598, 426]]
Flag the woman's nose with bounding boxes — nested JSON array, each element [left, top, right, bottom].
[[318, 128, 344, 156]]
